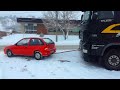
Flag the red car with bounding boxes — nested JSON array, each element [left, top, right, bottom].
[[4, 37, 56, 60]]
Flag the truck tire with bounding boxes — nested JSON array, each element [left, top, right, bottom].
[[103, 49, 120, 70]]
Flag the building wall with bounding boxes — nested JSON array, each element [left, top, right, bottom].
[[0, 31, 7, 38], [37, 24, 48, 34], [18, 23, 48, 34], [19, 23, 25, 33]]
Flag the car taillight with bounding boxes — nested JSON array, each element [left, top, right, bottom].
[[44, 48, 49, 50]]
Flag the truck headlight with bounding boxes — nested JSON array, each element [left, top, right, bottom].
[[83, 49, 88, 53]]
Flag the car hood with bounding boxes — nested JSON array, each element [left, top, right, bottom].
[[5, 45, 15, 49]]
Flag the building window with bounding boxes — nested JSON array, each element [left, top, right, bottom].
[[24, 23, 37, 33]]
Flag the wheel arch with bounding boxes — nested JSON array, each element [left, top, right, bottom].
[[6, 49, 12, 53], [101, 44, 120, 56], [34, 50, 42, 56]]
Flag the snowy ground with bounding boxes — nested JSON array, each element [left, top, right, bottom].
[[0, 34, 120, 79], [0, 50, 120, 79], [0, 34, 79, 46]]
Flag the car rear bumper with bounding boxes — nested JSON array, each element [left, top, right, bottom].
[[42, 48, 56, 56]]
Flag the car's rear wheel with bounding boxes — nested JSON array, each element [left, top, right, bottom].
[[7, 50, 13, 57], [34, 52, 42, 60]]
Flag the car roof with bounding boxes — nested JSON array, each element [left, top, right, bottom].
[[23, 37, 41, 39], [23, 37, 50, 39]]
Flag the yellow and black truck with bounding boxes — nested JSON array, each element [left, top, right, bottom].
[[79, 11, 120, 70]]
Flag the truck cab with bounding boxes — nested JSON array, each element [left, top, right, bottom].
[[79, 11, 120, 70]]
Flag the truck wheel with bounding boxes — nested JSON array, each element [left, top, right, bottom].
[[103, 49, 120, 70], [34, 52, 42, 60]]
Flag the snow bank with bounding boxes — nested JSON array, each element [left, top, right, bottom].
[[0, 34, 80, 46]]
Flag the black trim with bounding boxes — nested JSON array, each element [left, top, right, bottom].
[[17, 18, 43, 23]]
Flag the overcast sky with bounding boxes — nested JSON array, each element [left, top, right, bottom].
[[0, 11, 83, 20]]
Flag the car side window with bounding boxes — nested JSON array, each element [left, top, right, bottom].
[[30, 39, 44, 45], [17, 39, 30, 46], [43, 38, 54, 44]]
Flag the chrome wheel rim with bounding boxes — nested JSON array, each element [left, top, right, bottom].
[[35, 53, 41, 59], [108, 55, 120, 66], [7, 51, 12, 56]]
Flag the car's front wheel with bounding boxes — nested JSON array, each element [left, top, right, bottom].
[[34, 52, 42, 60], [7, 50, 13, 57]]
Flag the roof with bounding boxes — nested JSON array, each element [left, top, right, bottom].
[[42, 19, 81, 24], [17, 18, 43, 23], [17, 18, 81, 24]]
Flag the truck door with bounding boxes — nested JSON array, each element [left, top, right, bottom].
[[80, 11, 91, 42], [91, 11, 115, 43]]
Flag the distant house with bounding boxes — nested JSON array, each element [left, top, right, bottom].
[[43, 19, 81, 33], [17, 18, 48, 34], [0, 31, 7, 38], [0, 30, 13, 38], [17, 18, 81, 35]]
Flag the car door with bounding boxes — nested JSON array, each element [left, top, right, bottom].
[[26, 38, 45, 56], [13, 38, 30, 55]]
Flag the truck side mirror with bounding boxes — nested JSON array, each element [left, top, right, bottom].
[[92, 14, 98, 20], [81, 14, 83, 21], [79, 30, 80, 39]]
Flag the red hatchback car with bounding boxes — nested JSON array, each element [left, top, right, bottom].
[[4, 38, 56, 60]]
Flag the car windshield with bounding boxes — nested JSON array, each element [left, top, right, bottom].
[[17, 38, 30, 46], [43, 38, 54, 44]]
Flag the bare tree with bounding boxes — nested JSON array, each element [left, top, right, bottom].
[[42, 11, 79, 40], [59, 11, 78, 40], [42, 11, 57, 32]]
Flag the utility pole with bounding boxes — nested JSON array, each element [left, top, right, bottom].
[[55, 11, 58, 42]]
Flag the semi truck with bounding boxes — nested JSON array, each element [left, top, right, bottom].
[[79, 11, 120, 70]]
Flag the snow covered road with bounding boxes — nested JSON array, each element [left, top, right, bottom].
[[0, 50, 120, 79]]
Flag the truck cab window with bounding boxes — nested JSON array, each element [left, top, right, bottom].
[[98, 11, 114, 19], [82, 11, 90, 21]]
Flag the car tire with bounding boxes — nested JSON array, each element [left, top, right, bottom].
[[34, 52, 42, 60], [103, 49, 120, 70], [7, 50, 13, 57]]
